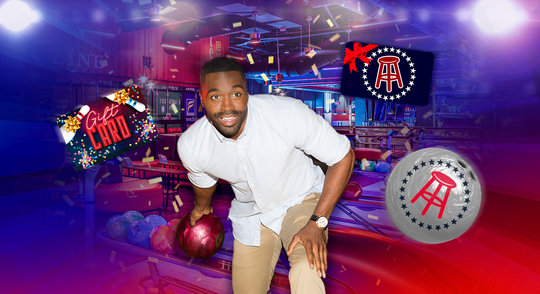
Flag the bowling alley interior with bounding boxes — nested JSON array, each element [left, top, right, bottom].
[[1, 0, 539, 293]]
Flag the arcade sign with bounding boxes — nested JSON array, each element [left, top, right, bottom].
[[57, 85, 158, 170]]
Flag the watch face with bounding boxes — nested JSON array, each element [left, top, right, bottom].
[[317, 217, 328, 228]]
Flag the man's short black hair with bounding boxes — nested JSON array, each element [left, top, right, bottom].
[[200, 57, 246, 84]]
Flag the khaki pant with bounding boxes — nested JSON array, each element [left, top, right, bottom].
[[232, 193, 327, 294]]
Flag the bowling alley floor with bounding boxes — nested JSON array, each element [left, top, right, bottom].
[[1, 176, 540, 294]]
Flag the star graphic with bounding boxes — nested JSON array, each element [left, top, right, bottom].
[[446, 162, 451, 168], [409, 81, 414, 86], [429, 159, 435, 165], [367, 86, 372, 91], [405, 211, 411, 217], [463, 181, 469, 186], [364, 81, 369, 86], [377, 94, 382, 99], [401, 52, 406, 57], [406, 57, 411, 62], [453, 167, 458, 172], [438, 160, 443, 165], [390, 47, 395, 52], [401, 91, 406, 96], [377, 49, 382, 54], [383, 47, 388, 52], [462, 206, 468, 212], [390, 96, 395, 100], [364, 62, 369, 67], [427, 225, 432, 230], [459, 173, 464, 179], [396, 94, 401, 99], [407, 171, 412, 176], [371, 52, 376, 57], [465, 198, 470, 203], [400, 195, 405, 201], [371, 90, 377, 96], [396, 49, 401, 53], [406, 86, 411, 91], [436, 225, 441, 230], [401, 204, 407, 209], [451, 219, 457, 224], [409, 62, 414, 67], [362, 68, 368, 73], [444, 223, 449, 229], [400, 187, 405, 192], [402, 179, 408, 184], [383, 97, 388, 101], [411, 75, 416, 80], [458, 213, 463, 219], [362, 75, 367, 79], [411, 68, 416, 73], [419, 222, 424, 227], [420, 161, 426, 167], [413, 165, 419, 171], [411, 217, 417, 223]]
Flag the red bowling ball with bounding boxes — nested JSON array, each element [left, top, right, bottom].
[[150, 225, 175, 254], [175, 213, 225, 259]]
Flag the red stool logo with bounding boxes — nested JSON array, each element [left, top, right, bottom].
[[410, 171, 456, 219], [375, 56, 404, 93]]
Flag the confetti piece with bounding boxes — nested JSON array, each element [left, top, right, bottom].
[[376, 278, 381, 286], [171, 103, 178, 114], [140, 184, 145, 188], [54, 180, 65, 186], [173, 54, 177, 60], [268, 56, 274, 64], [146, 147, 151, 157], [335, 14, 342, 20], [101, 172, 111, 179], [341, 265, 347, 272], [63, 194, 74, 207], [329, 33, 340, 42], [318, 72, 321, 79], [123, 79, 134, 87], [164, 146, 169, 150], [378, 7, 384, 16], [247, 53, 254, 64], [268, 84, 272, 94], [311, 64, 319, 76], [187, 257, 194, 266], [313, 14, 320, 24], [118, 261, 126, 272], [172, 200, 179, 213], [149, 177, 162, 184], [422, 111, 433, 119], [169, 68, 179, 72], [354, 189, 361, 198], [233, 22, 242, 28], [404, 141, 412, 152], [169, 0, 176, 5], [174, 182, 182, 190], [142, 156, 154, 163], [108, 70, 114, 75], [381, 150, 392, 160], [148, 200, 152, 207], [100, 59, 108, 67], [109, 250, 116, 263], [175, 195, 183, 207], [260, 73, 269, 82], [172, 75, 176, 79], [326, 19, 334, 28], [148, 257, 158, 264], [116, 156, 124, 162], [368, 214, 379, 220], [400, 127, 409, 135], [395, 24, 400, 32], [306, 50, 316, 58]]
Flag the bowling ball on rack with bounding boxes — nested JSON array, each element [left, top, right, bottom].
[[361, 160, 376, 172], [127, 219, 154, 248], [167, 219, 181, 232], [375, 161, 391, 173], [145, 214, 167, 228], [123, 210, 144, 223], [342, 182, 362, 200], [150, 225, 176, 254], [175, 213, 225, 259], [105, 215, 131, 241]]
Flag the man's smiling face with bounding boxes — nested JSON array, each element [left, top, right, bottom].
[[200, 70, 248, 140]]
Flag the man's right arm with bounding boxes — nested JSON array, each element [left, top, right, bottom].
[[189, 183, 217, 226]]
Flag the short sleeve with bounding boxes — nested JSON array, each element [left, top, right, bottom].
[[290, 100, 351, 166], [177, 135, 218, 188]]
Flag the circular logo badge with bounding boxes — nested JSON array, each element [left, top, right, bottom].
[[385, 148, 482, 244]]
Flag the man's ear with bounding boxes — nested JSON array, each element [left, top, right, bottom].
[[198, 91, 206, 109]]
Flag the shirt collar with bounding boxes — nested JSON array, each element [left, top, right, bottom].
[[209, 97, 252, 143]]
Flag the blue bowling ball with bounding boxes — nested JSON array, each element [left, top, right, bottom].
[[123, 210, 144, 223], [375, 161, 391, 173], [145, 214, 167, 228], [127, 220, 154, 248], [105, 215, 130, 241]]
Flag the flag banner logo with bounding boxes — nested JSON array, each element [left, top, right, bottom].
[[340, 41, 434, 106], [57, 85, 158, 170], [385, 148, 482, 244]]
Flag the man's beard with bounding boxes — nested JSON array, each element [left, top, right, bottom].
[[208, 109, 247, 138]]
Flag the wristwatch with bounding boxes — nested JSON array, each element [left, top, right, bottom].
[[310, 215, 329, 230]]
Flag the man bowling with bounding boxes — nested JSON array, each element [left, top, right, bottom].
[[177, 57, 354, 293]]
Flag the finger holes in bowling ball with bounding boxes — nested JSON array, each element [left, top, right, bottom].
[[458, 160, 467, 168], [469, 170, 476, 181]]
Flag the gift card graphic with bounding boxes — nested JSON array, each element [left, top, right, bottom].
[[57, 85, 158, 170], [340, 41, 434, 106]]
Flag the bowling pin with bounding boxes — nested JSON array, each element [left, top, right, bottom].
[[105, 93, 146, 112], [60, 105, 90, 144]]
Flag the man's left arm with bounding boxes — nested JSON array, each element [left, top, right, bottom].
[[287, 147, 355, 278]]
